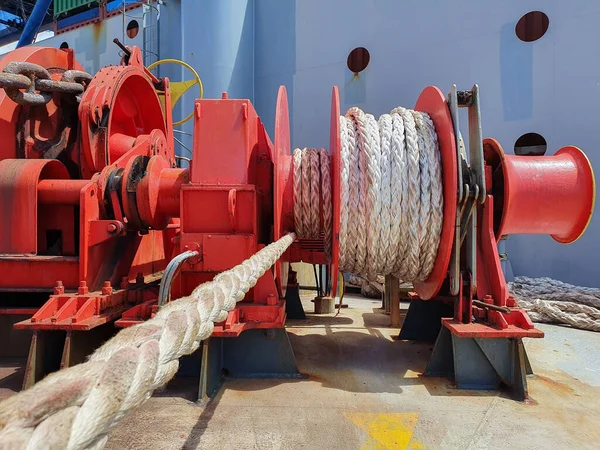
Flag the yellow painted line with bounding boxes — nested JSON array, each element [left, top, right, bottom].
[[345, 412, 423, 449]]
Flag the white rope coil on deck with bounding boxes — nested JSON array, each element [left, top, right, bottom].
[[0, 233, 295, 450], [293, 106, 443, 283], [509, 276, 600, 332]]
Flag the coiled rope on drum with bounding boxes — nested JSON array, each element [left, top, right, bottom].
[[293, 147, 333, 261], [293, 106, 443, 283]]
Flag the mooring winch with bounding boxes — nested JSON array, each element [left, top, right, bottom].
[[272, 84, 594, 398], [0, 41, 595, 414]]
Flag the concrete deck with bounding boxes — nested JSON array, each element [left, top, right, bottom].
[[99, 296, 600, 449]]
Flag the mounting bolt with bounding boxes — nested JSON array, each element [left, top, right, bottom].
[[54, 280, 65, 295], [121, 277, 129, 289], [484, 294, 493, 304], [507, 296, 517, 307], [102, 281, 113, 295], [107, 223, 118, 233], [78, 281, 88, 295], [266, 294, 277, 306]]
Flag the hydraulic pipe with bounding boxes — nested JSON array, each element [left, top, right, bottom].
[[37, 179, 90, 205], [16, 0, 53, 48], [158, 250, 200, 306]]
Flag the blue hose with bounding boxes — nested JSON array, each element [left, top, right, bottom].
[[16, 0, 53, 48]]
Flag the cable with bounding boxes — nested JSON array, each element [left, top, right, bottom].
[[173, 136, 192, 155]]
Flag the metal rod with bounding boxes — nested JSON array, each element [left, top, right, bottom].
[[173, 129, 193, 136], [318, 264, 324, 297], [312, 264, 320, 297], [298, 285, 320, 292], [113, 38, 131, 57], [197, 339, 210, 403], [472, 299, 512, 314], [174, 136, 193, 155]]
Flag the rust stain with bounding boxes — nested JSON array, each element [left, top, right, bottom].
[[533, 374, 577, 396], [305, 372, 326, 382], [92, 22, 103, 44], [444, 389, 493, 397], [526, 369, 600, 407], [229, 390, 249, 398]]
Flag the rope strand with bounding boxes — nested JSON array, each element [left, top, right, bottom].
[[0, 234, 295, 449], [292, 105, 443, 284]]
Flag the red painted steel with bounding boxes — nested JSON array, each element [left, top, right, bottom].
[[0, 46, 177, 340], [484, 138, 595, 243], [37, 179, 90, 205], [413, 86, 458, 300], [118, 92, 286, 334], [0, 159, 71, 254], [0, 40, 593, 365], [14, 282, 157, 331], [442, 319, 544, 338], [273, 87, 292, 297]]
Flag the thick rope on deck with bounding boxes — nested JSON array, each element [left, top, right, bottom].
[[509, 276, 600, 332], [0, 233, 295, 450]]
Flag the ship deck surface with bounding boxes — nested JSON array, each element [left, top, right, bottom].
[[1, 295, 598, 449]]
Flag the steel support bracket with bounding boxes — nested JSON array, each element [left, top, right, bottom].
[[177, 328, 300, 403], [425, 326, 534, 400]]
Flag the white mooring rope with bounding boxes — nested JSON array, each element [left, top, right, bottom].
[[293, 105, 443, 283], [0, 234, 295, 449], [509, 276, 600, 332], [293, 148, 333, 261]]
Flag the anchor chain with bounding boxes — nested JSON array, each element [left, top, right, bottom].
[[0, 62, 92, 106]]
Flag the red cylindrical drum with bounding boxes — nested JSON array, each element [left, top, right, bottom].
[[484, 138, 595, 244]]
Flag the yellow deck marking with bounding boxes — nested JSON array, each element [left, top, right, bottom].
[[345, 412, 421, 449]]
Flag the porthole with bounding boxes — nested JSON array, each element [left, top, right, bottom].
[[515, 11, 549, 42], [514, 133, 547, 156], [126, 20, 139, 39], [347, 47, 370, 73]]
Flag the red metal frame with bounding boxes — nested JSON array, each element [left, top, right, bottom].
[[273, 87, 292, 297], [484, 138, 595, 244], [116, 92, 285, 336], [413, 87, 458, 300], [2, 40, 592, 357], [440, 138, 594, 339], [14, 281, 158, 331], [0, 46, 177, 336]]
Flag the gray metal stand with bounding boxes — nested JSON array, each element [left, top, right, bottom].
[[425, 326, 534, 400], [196, 328, 300, 402]]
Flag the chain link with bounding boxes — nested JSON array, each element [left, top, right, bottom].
[[0, 61, 92, 106]]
